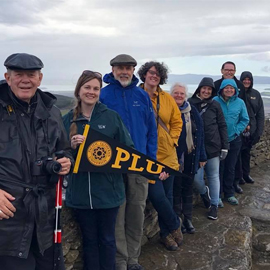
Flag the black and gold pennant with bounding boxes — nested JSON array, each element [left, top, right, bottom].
[[73, 124, 182, 179]]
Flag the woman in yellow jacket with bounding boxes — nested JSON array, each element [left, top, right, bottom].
[[138, 61, 183, 251]]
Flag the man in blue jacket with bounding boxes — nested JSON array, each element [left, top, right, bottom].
[[100, 54, 157, 270]]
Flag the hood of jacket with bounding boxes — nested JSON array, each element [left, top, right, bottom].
[[192, 77, 216, 99], [240, 71, 253, 90], [103, 72, 139, 90], [218, 78, 239, 99]]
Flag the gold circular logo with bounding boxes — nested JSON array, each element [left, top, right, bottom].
[[87, 141, 112, 166]]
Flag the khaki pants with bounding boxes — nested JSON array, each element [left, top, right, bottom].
[[115, 174, 148, 270]]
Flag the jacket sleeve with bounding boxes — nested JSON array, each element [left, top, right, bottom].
[[53, 108, 74, 167], [197, 112, 207, 162], [235, 100, 250, 135], [115, 114, 135, 149], [169, 96, 183, 146], [255, 93, 265, 137], [146, 96, 158, 160], [216, 102, 229, 150]]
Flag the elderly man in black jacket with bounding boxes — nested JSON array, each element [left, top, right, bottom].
[[234, 71, 265, 187], [0, 53, 72, 270]]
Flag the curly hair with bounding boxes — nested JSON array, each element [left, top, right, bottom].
[[137, 61, 169, 85], [69, 71, 102, 139]]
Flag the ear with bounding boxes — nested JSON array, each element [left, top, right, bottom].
[[4, 72, 11, 86], [37, 72, 43, 86]]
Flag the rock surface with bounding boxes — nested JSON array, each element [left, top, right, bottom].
[[139, 162, 270, 270]]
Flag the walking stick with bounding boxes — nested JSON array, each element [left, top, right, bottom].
[[53, 175, 63, 270]]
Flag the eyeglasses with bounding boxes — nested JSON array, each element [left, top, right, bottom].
[[223, 69, 235, 73], [82, 70, 102, 78], [147, 70, 160, 77]]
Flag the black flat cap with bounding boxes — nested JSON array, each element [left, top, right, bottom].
[[4, 53, 44, 70], [110, 54, 137, 67]]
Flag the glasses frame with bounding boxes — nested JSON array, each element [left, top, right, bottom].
[[147, 70, 160, 77]]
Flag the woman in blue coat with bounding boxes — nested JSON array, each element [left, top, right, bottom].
[[213, 79, 249, 206], [63, 71, 134, 270]]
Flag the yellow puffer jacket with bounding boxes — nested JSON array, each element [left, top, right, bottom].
[[142, 85, 182, 170]]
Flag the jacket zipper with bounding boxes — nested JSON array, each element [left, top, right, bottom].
[[88, 172, 93, 209]]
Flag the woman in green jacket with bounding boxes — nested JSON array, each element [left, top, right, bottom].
[[63, 70, 133, 270]]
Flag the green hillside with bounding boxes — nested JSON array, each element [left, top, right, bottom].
[[54, 94, 74, 110]]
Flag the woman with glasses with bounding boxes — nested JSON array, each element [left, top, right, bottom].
[[63, 70, 134, 270], [137, 62, 183, 251]]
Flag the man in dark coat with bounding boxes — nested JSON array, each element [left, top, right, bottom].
[[235, 71, 265, 186], [214, 61, 247, 103], [0, 53, 72, 270]]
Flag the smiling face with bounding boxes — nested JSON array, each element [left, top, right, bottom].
[[112, 65, 134, 87], [242, 77, 251, 89], [171, 85, 186, 106], [144, 66, 161, 88], [4, 69, 43, 103], [199, 86, 212, 100], [221, 63, 236, 79], [78, 78, 101, 107], [222, 85, 236, 100]]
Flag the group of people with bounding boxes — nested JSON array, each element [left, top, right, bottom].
[[0, 53, 265, 270]]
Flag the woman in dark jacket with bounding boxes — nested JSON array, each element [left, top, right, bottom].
[[170, 83, 207, 233], [63, 71, 133, 270], [189, 77, 228, 219]]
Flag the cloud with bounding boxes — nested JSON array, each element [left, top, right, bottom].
[[261, 66, 270, 73], [0, 0, 270, 82]]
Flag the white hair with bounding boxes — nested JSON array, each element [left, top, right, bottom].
[[170, 83, 188, 98]]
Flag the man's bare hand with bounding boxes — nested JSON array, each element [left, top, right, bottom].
[[0, 189, 16, 220], [57, 157, 71, 175]]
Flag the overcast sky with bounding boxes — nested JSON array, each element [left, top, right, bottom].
[[0, 0, 270, 85]]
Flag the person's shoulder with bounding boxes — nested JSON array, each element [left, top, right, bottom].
[[251, 88, 262, 96]]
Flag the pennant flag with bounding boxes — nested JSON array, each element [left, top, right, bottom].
[[73, 124, 182, 179]]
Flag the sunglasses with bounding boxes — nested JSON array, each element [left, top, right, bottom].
[[82, 70, 102, 78]]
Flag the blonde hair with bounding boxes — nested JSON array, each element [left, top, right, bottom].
[[170, 83, 188, 99]]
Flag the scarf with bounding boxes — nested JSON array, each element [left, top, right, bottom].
[[179, 101, 194, 154]]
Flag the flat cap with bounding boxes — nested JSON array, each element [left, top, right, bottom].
[[110, 54, 137, 67], [4, 53, 44, 70]]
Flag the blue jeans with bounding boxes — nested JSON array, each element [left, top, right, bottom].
[[220, 136, 242, 198], [194, 156, 220, 206], [75, 207, 119, 270], [148, 176, 180, 238]]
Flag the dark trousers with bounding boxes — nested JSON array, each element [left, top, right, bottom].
[[75, 207, 119, 270], [220, 136, 242, 198], [1, 234, 65, 270], [235, 145, 252, 182], [148, 176, 180, 238], [173, 174, 194, 220]]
